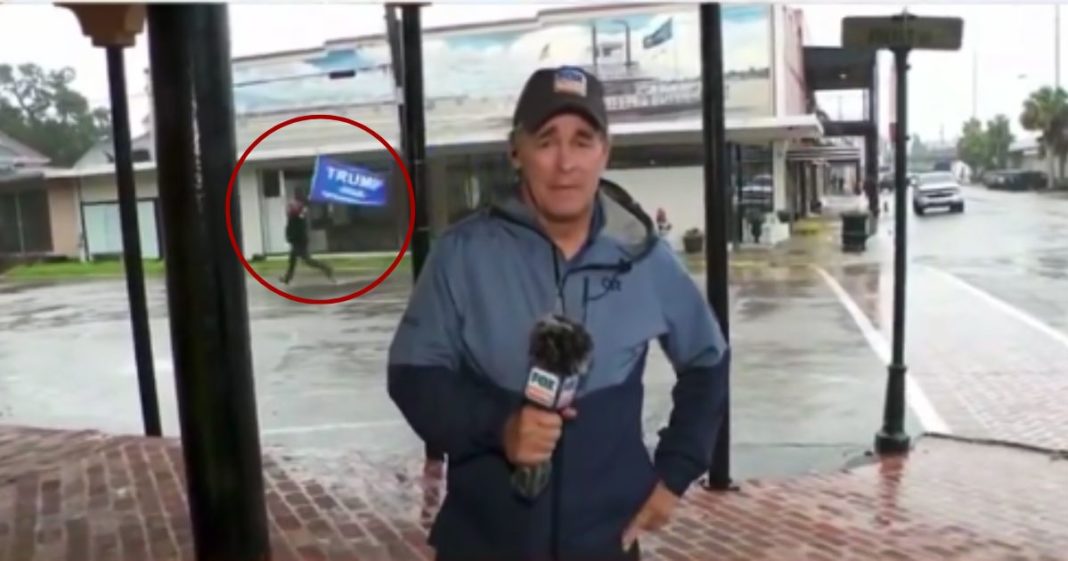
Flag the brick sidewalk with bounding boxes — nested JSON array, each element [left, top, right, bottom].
[[2, 425, 1066, 561], [827, 261, 1068, 451]]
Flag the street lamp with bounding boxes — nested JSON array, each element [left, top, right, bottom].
[[612, 20, 634, 69]]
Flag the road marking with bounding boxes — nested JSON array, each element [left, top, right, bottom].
[[925, 266, 1068, 351], [811, 265, 951, 434], [261, 420, 406, 436]]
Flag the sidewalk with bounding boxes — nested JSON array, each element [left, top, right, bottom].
[[1, 425, 1065, 561]]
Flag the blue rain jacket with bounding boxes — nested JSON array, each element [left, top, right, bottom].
[[388, 179, 730, 561]]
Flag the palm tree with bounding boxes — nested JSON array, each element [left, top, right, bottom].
[[1020, 86, 1068, 185]]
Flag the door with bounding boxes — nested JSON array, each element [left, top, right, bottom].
[[259, 170, 288, 254]]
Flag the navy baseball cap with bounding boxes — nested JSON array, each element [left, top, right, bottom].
[[513, 66, 608, 133]]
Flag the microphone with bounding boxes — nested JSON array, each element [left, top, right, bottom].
[[511, 314, 594, 500]]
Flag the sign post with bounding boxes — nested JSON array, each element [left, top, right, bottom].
[[699, 2, 734, 492], [843, 12, 963, 456]]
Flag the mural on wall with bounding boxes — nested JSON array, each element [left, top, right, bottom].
[[231, 5, 772, 123]]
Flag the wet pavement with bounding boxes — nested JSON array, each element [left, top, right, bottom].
[[0, 257, 906, 481], [1, 425, 1065, 561], [2, 184, 1068, 560], [900, 185, 1068, 335], [814, 185, 1068, 450]]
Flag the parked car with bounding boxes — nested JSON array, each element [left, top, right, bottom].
[[913, 171, 964, 215], [985, 169, 1048, 191]]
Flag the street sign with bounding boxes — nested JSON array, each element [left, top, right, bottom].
[[842, 15, 963, 51]]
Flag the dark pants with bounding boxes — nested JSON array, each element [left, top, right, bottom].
[[282, 244, 333, 282]]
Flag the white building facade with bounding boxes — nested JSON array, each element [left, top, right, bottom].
[[52, 3, 821, 260]]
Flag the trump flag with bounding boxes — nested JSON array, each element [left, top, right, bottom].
[[309, 155, 388, 207]]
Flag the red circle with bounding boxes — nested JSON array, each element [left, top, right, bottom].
[[224, 114, 415, 305]]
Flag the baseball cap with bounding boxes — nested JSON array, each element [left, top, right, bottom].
[[513, 66, 608, 134]]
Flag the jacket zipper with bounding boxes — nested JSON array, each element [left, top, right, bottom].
[[491, 206, 632, 560], [551, 246, 563, 561]]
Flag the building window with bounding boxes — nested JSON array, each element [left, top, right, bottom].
[[0, 188, 52, 255]]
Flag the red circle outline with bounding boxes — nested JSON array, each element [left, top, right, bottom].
[[225, 114, 415, 305]]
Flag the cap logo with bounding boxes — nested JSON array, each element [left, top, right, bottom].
[[553, 67, 587, 97]]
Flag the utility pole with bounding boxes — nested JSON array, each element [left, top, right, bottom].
[[1056, 4, 1062, 90]]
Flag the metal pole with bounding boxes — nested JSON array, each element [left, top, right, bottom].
[[699, 3, 732, 490], [402, 5, 428, 281], [591, 24, 600, 74], [1056, 4, 1061, 90], [13, 190, 24, 254], [734, 144, 744, 243], [875, 47, 912, 455], [147, 6, 270, 560], [865, 53, 880, 218], [106, 45, 162, 437], [397, 3, 443, 464]]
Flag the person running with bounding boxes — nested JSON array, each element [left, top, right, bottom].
[[279, 192, 335, 285]]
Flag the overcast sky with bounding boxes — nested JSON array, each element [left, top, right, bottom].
[[0, 2, 1063, 145]]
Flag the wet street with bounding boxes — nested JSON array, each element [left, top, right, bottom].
[[0, 184, 1064, 480], [881, 184, 1068, 333], [828, 185, 1068, 449]]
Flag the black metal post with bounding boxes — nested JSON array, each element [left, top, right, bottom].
[[147, 6, 270, 560], [734, 144, 744, 243], [401, 5, 429, 282], [865, 55, 881, 216], [875, 47, 912, 455], [699, 3, 732, 490], [397, 4, 443, 464], [590, 24, 600, 74], [105, 45, 162, 438]]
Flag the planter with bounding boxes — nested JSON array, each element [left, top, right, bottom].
[[841, 211, 869, 252], [682, 233, 704, 254]]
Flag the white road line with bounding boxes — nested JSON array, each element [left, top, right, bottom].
[[926, 266, 1068, 351], [811, 264, 951, 434], [261, 420, 405, 436]]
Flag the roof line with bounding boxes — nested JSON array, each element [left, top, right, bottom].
[[0, 129, 50, 164], [232, 3, 665, 64]]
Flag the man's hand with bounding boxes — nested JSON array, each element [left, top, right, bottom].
[[502, 405, 577, 466], [621, 481, 680, 551]]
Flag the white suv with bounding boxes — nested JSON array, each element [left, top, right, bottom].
[[912, 172, 965, 215]]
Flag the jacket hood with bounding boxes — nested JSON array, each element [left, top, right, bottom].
[[489, 178, 659, 267]]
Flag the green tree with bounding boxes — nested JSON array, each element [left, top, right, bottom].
[[957, 117, 990, 173], [0, 63, 111, 167], [985, 114, 1015, 170], [1020, 86, 1068, 182]]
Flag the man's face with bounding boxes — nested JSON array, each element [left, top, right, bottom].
[[511, 112, 610, 223]]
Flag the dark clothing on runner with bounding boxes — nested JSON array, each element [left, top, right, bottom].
[[282, 206, 333, 283]]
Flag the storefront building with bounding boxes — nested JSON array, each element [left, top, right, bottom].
[[57, 3, 823, 260]]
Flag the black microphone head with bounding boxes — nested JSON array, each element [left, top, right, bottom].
[[529, 314, 593, 377]]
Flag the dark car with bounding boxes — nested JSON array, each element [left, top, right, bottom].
[[985, 170, 1047, 191]]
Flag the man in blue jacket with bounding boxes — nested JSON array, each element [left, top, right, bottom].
[[388, 66, 729, 561]]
